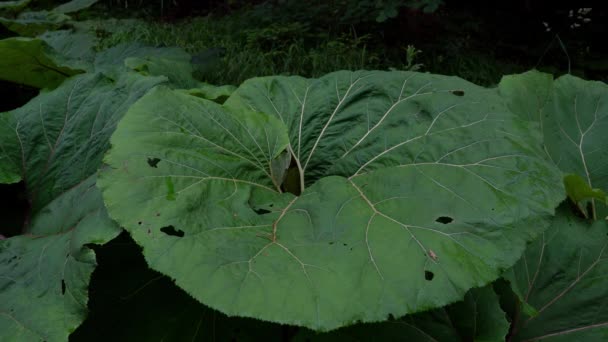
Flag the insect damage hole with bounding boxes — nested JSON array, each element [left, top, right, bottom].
[[160, 225, 185, 237], [61, 279, 66, 295], [253, 208, 271, 215], [147, 157, 161, 168], [450, 90, 465, 96], [435, 216, 453, 224], [424, 270, 434, 281]]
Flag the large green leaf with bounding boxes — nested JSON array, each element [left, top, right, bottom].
[[0, 37, 83, 89], [53, 0, 98, 14], [0, 0, 32, 16], [0, 72, 166, 340], [0, 176, 119, 342], [505, 207, 608, 341], [0, 72, 166, 211], [94, 43, 196, 84], [38, 30, 97, 71], [99, 70, 564, 330], [124, 51, 200, 89], [297, 285, 508, 341], [499, 72, 608, 219], [0, 10, 71, 36]]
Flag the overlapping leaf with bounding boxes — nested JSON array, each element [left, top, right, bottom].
[[499, 71, 608, 341], [0, 176, 118, 342], [499, 71, 608, 218], [0, 37, 84, 89], [0, 71, 167, 340], [100, 70, 564, 330], [0, 0, 99, 36], [297, 285, 509, 341], [505, 207, 608, 341]]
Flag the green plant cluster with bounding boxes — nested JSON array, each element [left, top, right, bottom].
[[1, 1, 608, 341]]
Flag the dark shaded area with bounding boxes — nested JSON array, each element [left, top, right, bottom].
[[253, 208, 271, 215], [424, 270, 434, 281], [70, 232, 286, 341], [0, 181, 29, 237], [160, 225, 184, 237], [281, 155, 302, 196], [0, 80, 38, 112], [146, 157, 161, 168], [435, 216, 453, 224]]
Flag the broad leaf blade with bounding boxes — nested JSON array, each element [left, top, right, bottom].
[[38, 30, 97, 71], [1, 72, 166, 212], [0, 10, 71, 36], [543, 75, 608, 218], [0, 71, 166, 339], [0, 0, 33, 16], [499, 72, 608, 218], [100, 71, 564, 330], [505, 207, 608, 341], [53, 0, 98, 14], [0, 37, 83, 89], [297, 285, 509, 341], [0, 176, 119, 342]]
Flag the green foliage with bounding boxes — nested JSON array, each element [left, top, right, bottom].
[[1, 3, 608, 341], [0, 37, 84, 89], [99, 71, 563, 330]]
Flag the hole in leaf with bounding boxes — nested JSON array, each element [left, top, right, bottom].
[[0, 181, 29, 238], [254, 208, 271, 215], [147, 157, 161, 168], [343, 243, 348, 246], [160, 225, 184, 237], [61, 279, 66, 295], [280, 155, 302, 196], [425, 270, 434, 281], [138, 221, 142, 225], [435, 216, 453, 224], [451, 90, 465, 96]]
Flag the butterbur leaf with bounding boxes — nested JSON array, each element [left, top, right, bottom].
[[53, 0, 99, 14], [500, 72, 608, 219], [0, 71, 166, 339], [296, 285, 509, 341], [99, 70, 564, 330], [0, 72, 166, 211], [505, 206, 608, 341], [0, 176, 119, 342], [94, 43, 195, 82], [0, 10, 71, 36], [0, 37, 83, 89], [544, 75, 608, 219], [38, 30, 98, 71], [0, 0, 33, 16]]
